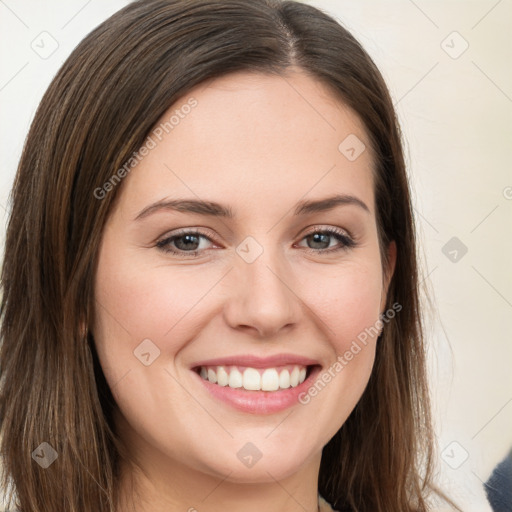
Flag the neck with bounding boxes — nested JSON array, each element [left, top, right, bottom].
[[117, 464, 322, 512]]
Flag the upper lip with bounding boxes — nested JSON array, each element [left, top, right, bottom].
[[191, 353, 321, 369]]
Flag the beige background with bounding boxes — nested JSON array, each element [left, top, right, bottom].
[[1, 1, 511, 511]]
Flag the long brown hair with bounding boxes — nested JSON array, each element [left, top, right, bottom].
[[0, 1, 454, 510]]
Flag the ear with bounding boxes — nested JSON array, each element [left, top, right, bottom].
[[380, 240, 397, 313]]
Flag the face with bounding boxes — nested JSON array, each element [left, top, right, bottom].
[[93, 69, 396, 486]]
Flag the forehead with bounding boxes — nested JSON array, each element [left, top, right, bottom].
[[115, 69, 375, 220]]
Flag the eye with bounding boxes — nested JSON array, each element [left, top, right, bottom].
[[156, 228, 216, 257], [296, 227, 357, 254]]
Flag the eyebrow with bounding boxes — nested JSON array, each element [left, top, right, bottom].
[[134, 193, 370, 221]]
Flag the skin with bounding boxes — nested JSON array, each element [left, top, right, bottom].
[[93, 67, 396, 512]]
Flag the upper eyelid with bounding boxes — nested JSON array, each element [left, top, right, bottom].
[[303, 225, 354, 239]]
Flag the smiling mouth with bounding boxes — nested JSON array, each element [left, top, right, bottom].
[[193, 364, 319, 392]]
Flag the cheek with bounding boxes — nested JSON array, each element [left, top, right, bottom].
[[92, 237, 210, 394], [294, 261, 382, 425], [93, 237, 213, 342], [301, 260, 383, 350]]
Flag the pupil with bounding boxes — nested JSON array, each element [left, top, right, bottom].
[[177, 234, 199, 250], [310, 233, 329, 249]]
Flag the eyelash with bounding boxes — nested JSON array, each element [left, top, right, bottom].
[[156, 227, 357, 258]]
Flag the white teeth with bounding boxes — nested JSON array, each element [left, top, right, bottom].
[[207, 368, 217, 384], [217, 366, 229, 386], [290, 366, 300, 387], [198, 364, 310, 391], [279, 369, 291, 389], [228, 368, 243, 388], [243, 368, 261, 390], [261, 369, 279, 391]]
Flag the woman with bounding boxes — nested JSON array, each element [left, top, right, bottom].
[[0, 0, 458, 510]]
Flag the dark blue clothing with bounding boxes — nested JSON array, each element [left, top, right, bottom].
[[485, 449, 512, 512]]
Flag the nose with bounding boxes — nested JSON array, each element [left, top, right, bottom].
[[222, 242, 302, 339]]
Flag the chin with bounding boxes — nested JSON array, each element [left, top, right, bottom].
[[191, 436, 320, 484]]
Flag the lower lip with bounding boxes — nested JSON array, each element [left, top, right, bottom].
[[192, 366, 322, 414]]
